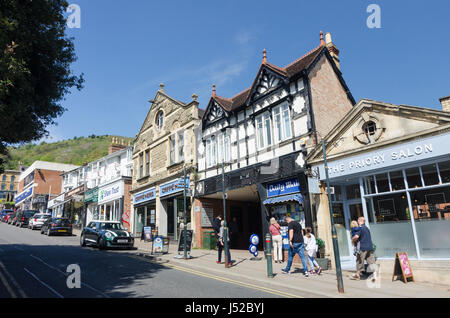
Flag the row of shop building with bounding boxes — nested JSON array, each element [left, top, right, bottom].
[[13, 32, 450, 270]]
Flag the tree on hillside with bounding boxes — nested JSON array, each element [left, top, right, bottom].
[[0, 0, 84, 172]]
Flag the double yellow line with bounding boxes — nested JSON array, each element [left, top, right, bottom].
[[163, 262, 303, 298]]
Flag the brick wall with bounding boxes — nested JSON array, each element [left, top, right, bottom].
[[34, 169, 63, 195], [309, 54, 354, 140], [123, 179, 132, 231]]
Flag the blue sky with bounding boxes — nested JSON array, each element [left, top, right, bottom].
[[44, 0, 450, 142]]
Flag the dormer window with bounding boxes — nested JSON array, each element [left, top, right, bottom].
[[156, 111, 164, 130]]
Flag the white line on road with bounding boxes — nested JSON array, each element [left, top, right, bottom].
[[0, 261, 27, 298], [24, 268, 64, 299], [30, 254, 110, 298]]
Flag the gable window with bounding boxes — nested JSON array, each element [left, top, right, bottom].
[[206, 135, 217, 168], [273, 103, 292, 142], [156, 111, 164, 130], [256, 112, 272, 150], [363, 121, 377, 136]]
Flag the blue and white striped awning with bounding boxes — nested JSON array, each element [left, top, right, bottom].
[[263, 193, 303, 205]]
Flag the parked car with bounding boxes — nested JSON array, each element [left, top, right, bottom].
[[80, 221, 134, 250], [41, 218, 72, 236], [1, 209, 13, 221], [28, 213, 52, 230], [15, 210, 38, 228], [4, 212, 15, 223]]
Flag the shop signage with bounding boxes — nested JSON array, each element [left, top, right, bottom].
[[392, 252, 415, 283], [67, 185, 85, 198], [143, 226, 153, 242], [201, 206, 214, 228], [98, 181, 124, 204], [159, 178, 190, 198], [177, 230, 193, 253], [317, 132, 450, 180], [48, 193, 65, 209], [32, 195, 48, 205], [84, 187, 98, 203], [15, 187, 33, 204], [133, 187, 156, 205], [267, 178, 300, 198]]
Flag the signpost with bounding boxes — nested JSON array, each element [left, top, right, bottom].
[[392, 252, 415, 283]]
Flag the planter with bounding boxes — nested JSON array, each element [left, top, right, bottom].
[[316, 258, 330, 270]]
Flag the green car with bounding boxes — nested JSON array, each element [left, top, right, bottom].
[[80, 221, 134, 250]]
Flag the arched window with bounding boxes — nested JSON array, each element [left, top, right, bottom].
[[156, 111, 164, 130]]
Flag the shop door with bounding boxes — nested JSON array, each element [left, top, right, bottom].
[[167, 200, 174, 238], [343, 201, 364, 267], [332, 203, 351, 259]]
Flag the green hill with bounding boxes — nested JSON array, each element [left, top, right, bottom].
[[3, 135, 134, 170]]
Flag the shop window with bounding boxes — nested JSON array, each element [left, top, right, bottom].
[[376, 173, 390, 193], [438, 161, 450, 184], [421, 164, 439, 186], [389, 170, 405, 191], [405, 167, 422, 189], [364, 176, 376, 195], [346, 184, 360, 200], [331, 185, 343, 201], [412, 187, 450, 258]]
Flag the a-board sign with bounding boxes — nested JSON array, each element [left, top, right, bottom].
[[143, 226, 152, 242], [392, 252, 415, 283], [178, 229, 193, 253], [153, 236, 164, 254]]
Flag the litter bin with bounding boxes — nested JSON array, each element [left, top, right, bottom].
[[203, 231, 217, 250]]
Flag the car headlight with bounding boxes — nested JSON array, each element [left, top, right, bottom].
[[105, 232, 112, 239]]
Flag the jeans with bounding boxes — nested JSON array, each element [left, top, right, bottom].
[[285, 243, 308, 273], [307, 255, 319, 270], [218, 242, 231, 263]]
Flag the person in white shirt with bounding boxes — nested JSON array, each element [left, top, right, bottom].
[[303, 227, 322, 275]]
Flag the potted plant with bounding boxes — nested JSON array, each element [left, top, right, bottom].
[[315, 238, 329, 270]]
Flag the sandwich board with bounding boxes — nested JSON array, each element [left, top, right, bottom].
[[392, 252, 415, 284]]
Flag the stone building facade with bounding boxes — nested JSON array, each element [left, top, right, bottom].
[[130, 85, 203, 240]]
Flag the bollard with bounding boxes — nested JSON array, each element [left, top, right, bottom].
[[265, 233, 273, 278]]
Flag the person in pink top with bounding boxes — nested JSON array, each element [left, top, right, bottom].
[[269, 218, 283, 263]]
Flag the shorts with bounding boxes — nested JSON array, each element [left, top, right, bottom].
[[357, 250, 375, 272]]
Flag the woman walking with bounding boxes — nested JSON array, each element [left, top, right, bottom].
[[269, 218, 283, 263]]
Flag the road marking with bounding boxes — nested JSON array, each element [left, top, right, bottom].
[[24, 268, 64, 298], [30, 254, 110, 298], [0, 265, 17, 298], [0, 261, 27, 298], [163, 263, 302, 298]]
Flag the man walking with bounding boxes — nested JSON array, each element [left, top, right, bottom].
[[281, 216, 309, 277], [351, 216, 376, 280]]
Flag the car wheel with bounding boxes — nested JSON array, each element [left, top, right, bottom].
[[80, 235, 86, 247], [47, 228, 51, 236], [98, 237, 106, 250]]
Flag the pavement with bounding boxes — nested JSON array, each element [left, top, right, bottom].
[[133, 239, 450, 298]]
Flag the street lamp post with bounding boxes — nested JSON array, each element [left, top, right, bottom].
[[222, 159, 230, 268], [322, 140, 345, 293], [183, 166, 188, 260]]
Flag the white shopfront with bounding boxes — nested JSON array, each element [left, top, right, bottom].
[[97, 180, 124, 223], [315, 131, 450, 266]]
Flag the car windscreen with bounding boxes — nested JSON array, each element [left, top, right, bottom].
[[100, 223, 124, 231], [24, 211, 37, 218]]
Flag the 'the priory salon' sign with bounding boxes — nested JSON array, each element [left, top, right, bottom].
[[267, 178, 301, 198], [317, 132, 450, 180]]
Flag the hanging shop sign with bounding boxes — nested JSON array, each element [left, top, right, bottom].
[[98, 181, 124, 205], [15, 187, 33, 205], [267, 178, 301, 198], [32, 195, 48, 205], [159, 178, 190, 198], [84, 187, 98, 203], [133, 187, 156, 205]]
